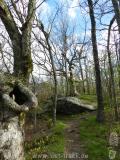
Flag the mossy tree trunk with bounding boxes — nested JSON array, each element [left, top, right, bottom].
[[0, 0, 35, 83], [0, 1, 36, 159], [69, 64, 76, 97], [0, 77, 38, 160]]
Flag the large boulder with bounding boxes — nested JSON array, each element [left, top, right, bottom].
[[57, 97, 96, 115]]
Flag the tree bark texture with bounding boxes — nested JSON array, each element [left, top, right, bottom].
[[0, 73, 38, 160], [88, 0, 104, 122], [0, 0, 36, 82], [107, 16, 119, 120], [111, 0, 120, 89]]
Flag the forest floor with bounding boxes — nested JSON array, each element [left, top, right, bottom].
[[25, 113, 88, 160], [63, 115, 87, 160], [25, 111, 120, 160], [24, 95, 120, 160]]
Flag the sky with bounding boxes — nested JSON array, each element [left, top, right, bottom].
[[38, 0, 114, 36], [37, 0, 116, 51], [0, 0, 118, 80], [32, 0, 118, 80]]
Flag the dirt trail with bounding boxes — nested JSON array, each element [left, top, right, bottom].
[[64, 116, 87, 160]]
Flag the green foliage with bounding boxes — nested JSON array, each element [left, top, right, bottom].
[[25, 121, 66, 160], [37, 82, 53, 105], [79, 94, 97, 105], [47, 118, 53, 129], [79, 115, 120, 160], [46, 121, 66, 154]]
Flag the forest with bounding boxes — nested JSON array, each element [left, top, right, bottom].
[[0, 0, 120, 160]]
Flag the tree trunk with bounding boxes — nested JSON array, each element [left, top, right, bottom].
[[63, 35, 69, 96], [102, 56, 112, 107], [107, 16, 119, 120], [0, 117, 24, 160], [48, 46, 57, 125], [88, 0, 104, 122], [69, 65, 76, 96], [0, 0, 35, 83], [65, 59, 69, 96], [79, 59, 85, 94], [0, 74, 38, 160], [111, 0, 120, 89], [84, 58, 90, 94], [111, 0, 120, 33], [37, 20, 58, 125], [115, 41, 120, 89], [0, 0, 36, 159]]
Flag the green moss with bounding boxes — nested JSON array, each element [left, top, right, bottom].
[[79, 95, 97, 104], [19, 112, 26, 128]]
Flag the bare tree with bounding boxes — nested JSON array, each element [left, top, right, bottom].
[[107, 16, 119, 120], [87, 0, 105, 122], [111, 0, 120, 89], [0, 0, 38, 159], [34, 19, 58, 125]]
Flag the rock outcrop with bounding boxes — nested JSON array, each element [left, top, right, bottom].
[[57, 97, 96, 115]]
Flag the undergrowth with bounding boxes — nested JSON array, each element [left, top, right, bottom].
[[79, 114, 120, 160], [25, 121, 66, 160]]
